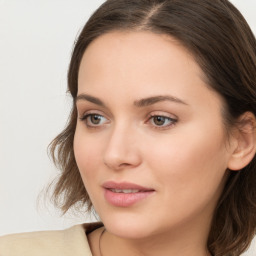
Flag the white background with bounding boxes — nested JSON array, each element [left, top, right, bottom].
[[0, 0, 255, 254]]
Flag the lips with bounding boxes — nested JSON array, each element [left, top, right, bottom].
[[109, 189, 140, 193], [103, 181, 154, 191], [102, 181, 155, 207]]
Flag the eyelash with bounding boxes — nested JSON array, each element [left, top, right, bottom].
[[147, 114, 178, 130], [79, 113, 109, 129], [79, 113, 178, 130]]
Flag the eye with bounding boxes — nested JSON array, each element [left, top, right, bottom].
[[80, 113, 108, 127], [148, 115, 177, 128]]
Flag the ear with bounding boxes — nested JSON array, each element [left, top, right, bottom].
[[228, 112, 256, 171]]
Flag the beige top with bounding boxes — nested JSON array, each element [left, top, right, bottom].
[[0, 222, 103, 256]]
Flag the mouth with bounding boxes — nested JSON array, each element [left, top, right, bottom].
[[103, 181, 154, 191], [109, 189, 141, 193], [102, 181, 155, 207]]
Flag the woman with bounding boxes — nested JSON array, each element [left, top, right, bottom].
[[1, 0, 256, 255]]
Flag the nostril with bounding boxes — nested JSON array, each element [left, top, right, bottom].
[[104, 161, 131, 170], [120, 163, 131, 167], [103, 136, 142, 170]]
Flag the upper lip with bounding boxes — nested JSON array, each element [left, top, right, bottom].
[[102, 181, 155, 191]]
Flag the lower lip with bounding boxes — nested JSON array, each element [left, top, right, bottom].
[[104, 189, 154, 207]]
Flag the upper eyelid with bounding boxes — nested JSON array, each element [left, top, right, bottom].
[[77, 108, 178, 121], [76, 98, 179, 116], [80, 109, 104, 115], [147, 114, 177, 123], [78, 109, 109, 120], [76, 100, 109, 114], [147, 111, 178, 120], [76, 105, 113, 120]]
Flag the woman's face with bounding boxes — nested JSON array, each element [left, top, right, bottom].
[[74, 31, 234, 239]]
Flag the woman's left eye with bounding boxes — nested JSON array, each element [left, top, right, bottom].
[[148, 115, 177, 128]]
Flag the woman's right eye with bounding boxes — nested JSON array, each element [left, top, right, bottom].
[[80, 113, 108, 128]]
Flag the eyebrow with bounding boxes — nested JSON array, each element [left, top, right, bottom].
[[134, 95, 188, 107], [76, 94, 106, 107], [76, 93, 188, 107]]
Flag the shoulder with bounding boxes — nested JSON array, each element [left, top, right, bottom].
[[0, 222, 102, 256]]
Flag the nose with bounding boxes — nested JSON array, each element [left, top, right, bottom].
[[103, 124, 142, 171]]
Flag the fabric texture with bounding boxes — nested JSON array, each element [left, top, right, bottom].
[[0, 222, 103, 256]]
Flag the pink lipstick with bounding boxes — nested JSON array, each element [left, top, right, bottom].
[[102, 181, 155, 207]]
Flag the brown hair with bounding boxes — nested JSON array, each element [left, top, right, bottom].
[[49, 0, 256, 255]]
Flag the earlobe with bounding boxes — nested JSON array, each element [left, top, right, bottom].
[[227, 112, 256, 171]]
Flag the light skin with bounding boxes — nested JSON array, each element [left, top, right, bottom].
[[74, 31, 256, 256]]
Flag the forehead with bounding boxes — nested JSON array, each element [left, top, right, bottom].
[[77, 31, 222, 111], [79, 31, 197, 76]]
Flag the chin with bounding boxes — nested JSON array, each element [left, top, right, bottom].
[[99, 210, 158, 239]]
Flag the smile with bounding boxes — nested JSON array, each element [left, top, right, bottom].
[[109, 189, 140, 193], [103, 181, 155, 207]]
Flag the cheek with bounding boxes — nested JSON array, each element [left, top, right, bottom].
[[146, 124, 229, 198], [73, 130, 102, 183]]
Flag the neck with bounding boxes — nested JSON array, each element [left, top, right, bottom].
[[100, 224, 211, 256]]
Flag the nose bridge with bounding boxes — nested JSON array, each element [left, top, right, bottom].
[[103, 121, 141, 170]]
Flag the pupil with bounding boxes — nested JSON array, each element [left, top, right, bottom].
[[154, 116, 165, 126], [91, 115, 101, 124]]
